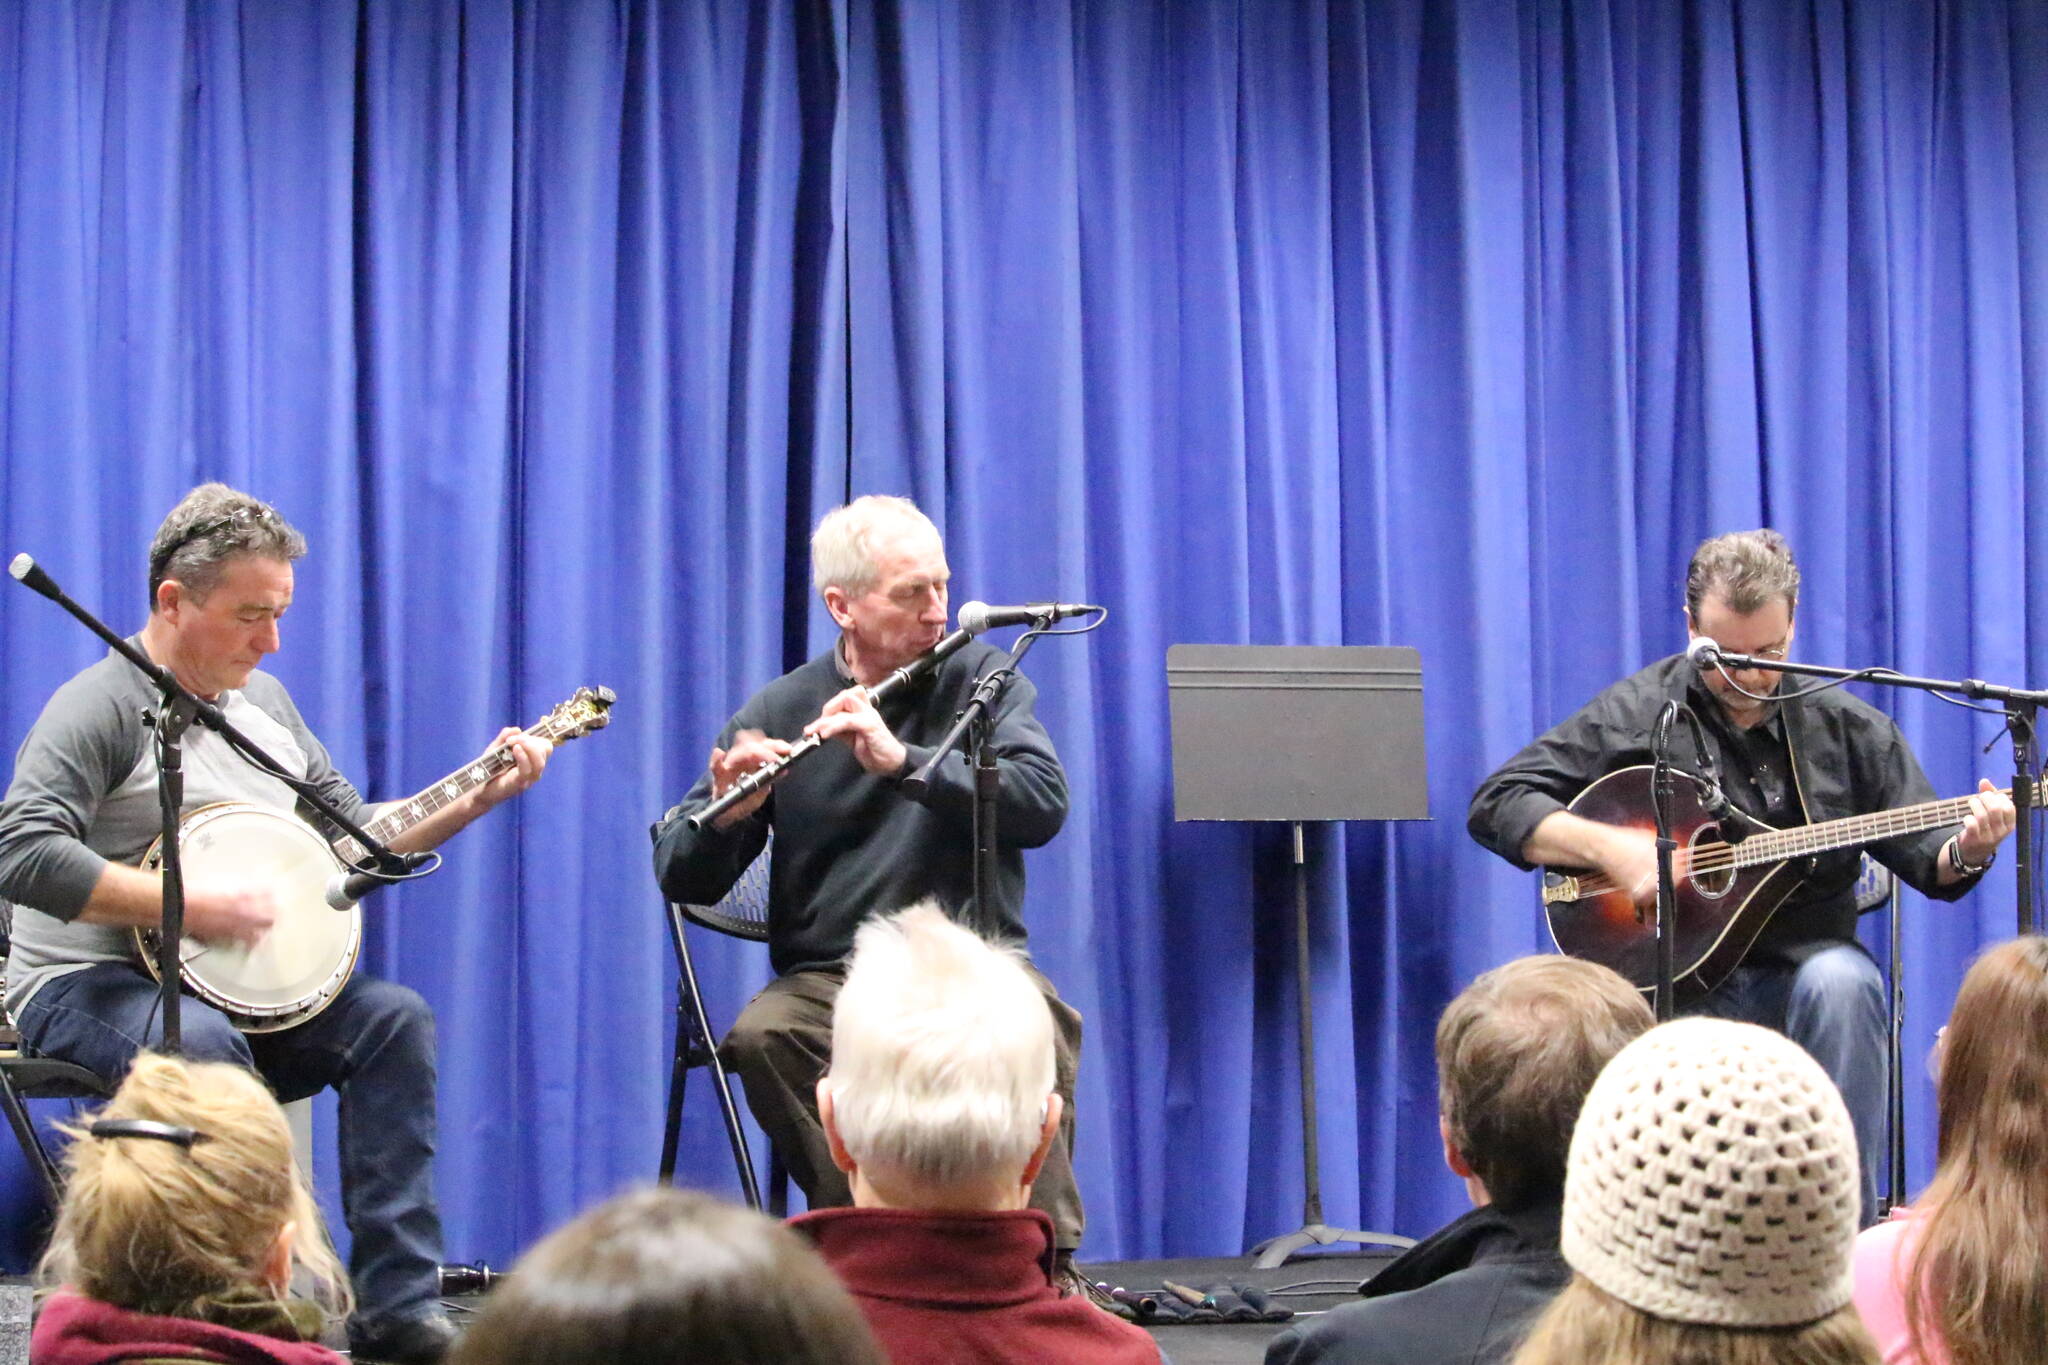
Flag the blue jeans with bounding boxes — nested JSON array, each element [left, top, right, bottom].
[[17, 963, 443, 1332], [1693, 942, 1886, 1225]]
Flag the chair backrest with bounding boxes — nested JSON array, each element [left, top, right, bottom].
[[1854, 853, 1896, 913], [678, 830, 773, 943]]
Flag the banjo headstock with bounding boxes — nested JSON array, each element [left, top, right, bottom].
[[533, 686, 617, 744]]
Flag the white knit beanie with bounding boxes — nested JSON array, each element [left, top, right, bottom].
[[1559, 1017, 1860, 1328]]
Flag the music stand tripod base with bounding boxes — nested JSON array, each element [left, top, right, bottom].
[[1250, 1223, 1417, 1271]]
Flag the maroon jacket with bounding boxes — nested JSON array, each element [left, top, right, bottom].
[[795, 1206, 1160, 1365], [29, 1291, 345, 1365]]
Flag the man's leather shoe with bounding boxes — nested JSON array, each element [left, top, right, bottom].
[[350, 1311, 459, 1365]]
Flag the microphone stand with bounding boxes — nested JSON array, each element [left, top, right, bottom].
[[1708, 649, 2047, 935], [901, 626, 1045, 938], [1650, 704, 1682, 1022], [10, 556, 421, 1053]]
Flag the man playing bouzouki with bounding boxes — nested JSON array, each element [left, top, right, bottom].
[[0, 485, 551, 1365], [1468, 529, 2014, 1223]]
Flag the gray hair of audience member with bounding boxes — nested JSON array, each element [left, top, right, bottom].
[[825, 902, 1055, 1190], [810, 494, 941, 600], [147, 483, 307, 611], [1436, 955, 1653, 1211], [447, 1187, 885, 1365], [1684, 528, 1801, 621]]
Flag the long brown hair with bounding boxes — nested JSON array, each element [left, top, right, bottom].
[[1903, 935, 2048, 1365], [450, 1187, 885, 1365], [37, 1052, 350, 1323], [1513, 1276, 1878, 1365]]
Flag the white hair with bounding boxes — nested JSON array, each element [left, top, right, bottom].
[[826, 903, 1055, 1189], [810, 495, 940, 600]]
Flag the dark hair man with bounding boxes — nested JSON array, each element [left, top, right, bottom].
[[1264, 955, 1653, 1365], [1468, 528, 2015, 1221], [0, 484, 552, 1364]]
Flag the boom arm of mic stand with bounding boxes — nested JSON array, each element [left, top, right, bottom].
[[9, 556, 418, 881], [1710, 651, 2047, 935], [899, 629, 1042, 801]]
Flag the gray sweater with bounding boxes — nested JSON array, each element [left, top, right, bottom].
[[0, 643, 365, 1008]]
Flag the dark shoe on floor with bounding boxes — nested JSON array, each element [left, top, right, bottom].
[[350, 1311, 459, 1365], [1053, 1258, 1135, 1319]]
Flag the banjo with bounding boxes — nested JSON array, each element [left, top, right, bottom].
[[137, 686, 615, 1032]]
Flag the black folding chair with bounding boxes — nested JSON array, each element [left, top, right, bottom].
[[658, 833, 787, 1214], [1, 914, 113, 1211]]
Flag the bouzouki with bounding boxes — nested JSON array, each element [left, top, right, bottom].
[[1542, 765, 2032, 994], [137, 686, 616, 1032]]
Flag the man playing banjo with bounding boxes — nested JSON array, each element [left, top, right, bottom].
[[0, 485, 550, 1365]]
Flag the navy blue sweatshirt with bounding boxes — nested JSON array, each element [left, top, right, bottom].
[[653, 641, 1067, 974]]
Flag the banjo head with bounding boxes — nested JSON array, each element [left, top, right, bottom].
[[141, 802, 361, 1032]]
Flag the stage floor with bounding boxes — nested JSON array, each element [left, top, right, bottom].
[[8, 1249, 1404, 1365]]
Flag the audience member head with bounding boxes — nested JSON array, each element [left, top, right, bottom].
[[1513, 1018, 1877, 1365], [449, 1187, 883, 1365], [819, 902, 1060, 1212], [38, 1052, 349, 1324], [1435, 955, 1652, 1211], [1901, 934, 2048, 1365], [147, 482, 306, 612]]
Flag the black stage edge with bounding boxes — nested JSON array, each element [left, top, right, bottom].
[[8, 1252, 1407, 1365]]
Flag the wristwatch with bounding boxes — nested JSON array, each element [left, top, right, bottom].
[[1949, 838, 1995, 877]]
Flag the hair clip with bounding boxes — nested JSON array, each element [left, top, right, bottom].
[[89, 1118, 208, 1149]]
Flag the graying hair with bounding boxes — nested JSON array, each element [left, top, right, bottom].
[[147, 484, 306, 611], [810, 496, 939, 600], [1684, 529, 1800, 620], [826, 903, 1054, 1191]]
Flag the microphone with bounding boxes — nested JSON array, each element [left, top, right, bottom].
[[957, 600, 1102, 634], [9, 553, 60, 600], [324, 852, 432, 910], [1685, 635, 1722, 668]]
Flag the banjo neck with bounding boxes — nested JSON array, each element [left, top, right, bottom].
[[330, 692, 614, 867]]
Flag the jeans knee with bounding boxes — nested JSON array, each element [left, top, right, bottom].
[[339, 978, 436, 1058], [1792, 946, 1883, 1011], [177, 1010, 258, 1069]]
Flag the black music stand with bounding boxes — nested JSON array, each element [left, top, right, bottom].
[[1167, 644, 1429, 1268]]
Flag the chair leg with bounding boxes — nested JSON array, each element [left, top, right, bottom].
[[766, 1143, 788, 1219], [665, 902, 764, 1211], [1, 1068, 64, 1210], [658, 995, 689, 1186]]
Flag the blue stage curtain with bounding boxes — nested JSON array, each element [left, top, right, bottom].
[[3, 0, 2045, 1268]]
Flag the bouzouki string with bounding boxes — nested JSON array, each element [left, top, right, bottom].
[[1564, 784, 2021, 900]]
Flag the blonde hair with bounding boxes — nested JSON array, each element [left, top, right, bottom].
[[1512, 1276, 1879, 1365], [826, 902, 1054, 1190], [810, 495, 940, 599], [1902, 935, 2048, 1365], [37, 1052, 350, 1323]]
